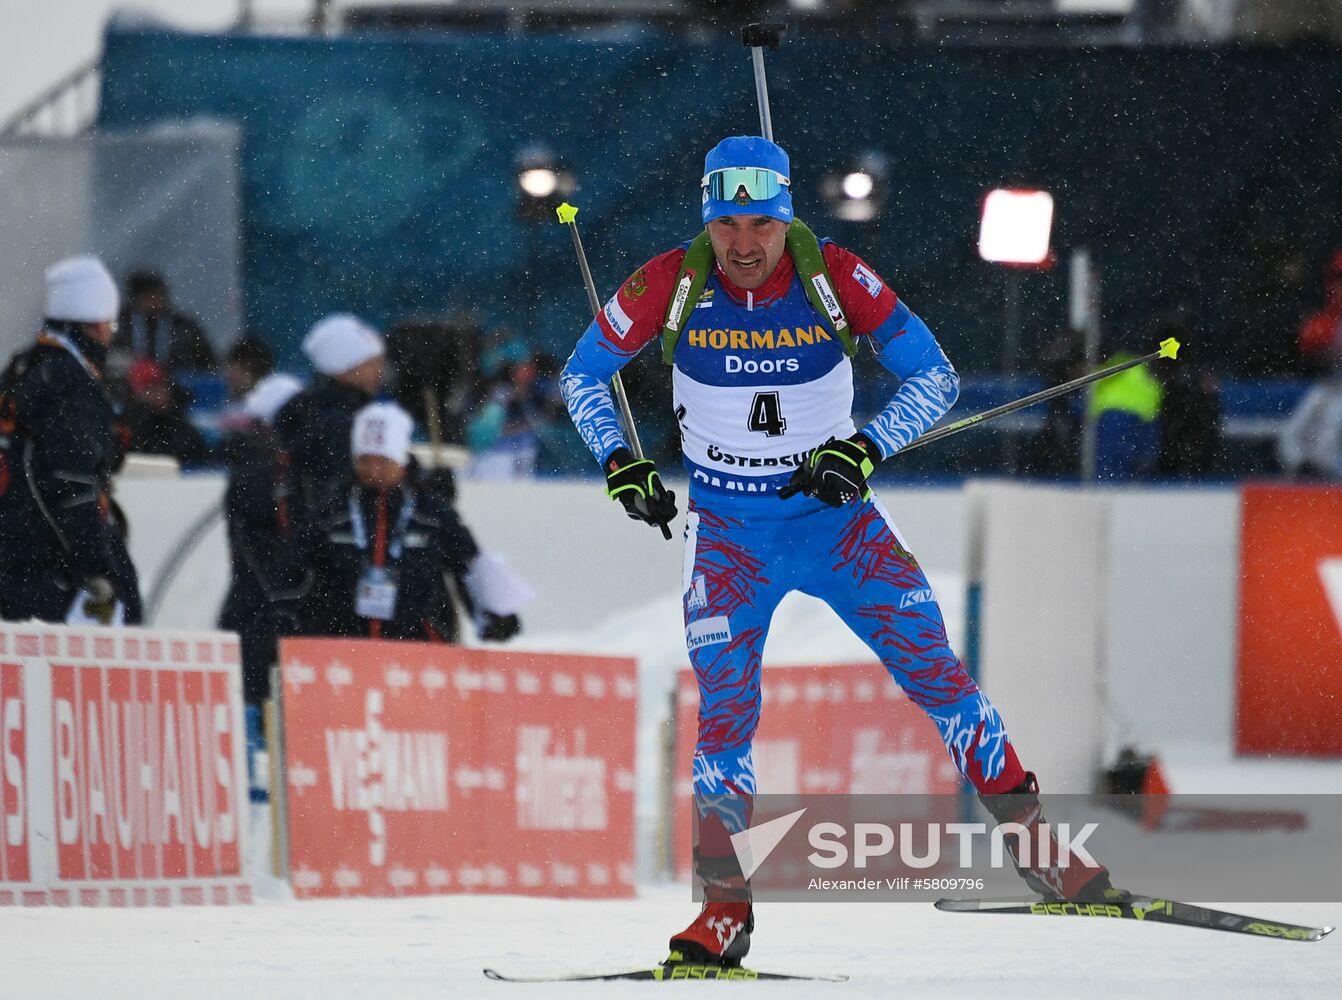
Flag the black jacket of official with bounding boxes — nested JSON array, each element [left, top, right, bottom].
[[273, 375, 375, 521], [218, 422, 306, 703], [111, 307, 218, 373], [126, 395, 214, 467], [0, 325, 142, 622], [297, 482, 479, 643]]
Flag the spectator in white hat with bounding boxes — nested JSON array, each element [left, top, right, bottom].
[[273, 313, 387, 518], [297, 402, 528, 644], [350, 400, 414, 488], [0, 255, 142, 625]]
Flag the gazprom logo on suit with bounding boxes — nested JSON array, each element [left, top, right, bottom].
[[687, 616, 732, 650], [603, 296, 633, 339]]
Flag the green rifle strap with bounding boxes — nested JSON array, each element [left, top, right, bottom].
[[659, 220, 857, 365]]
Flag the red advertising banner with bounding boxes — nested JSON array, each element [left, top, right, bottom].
[[1, 659, 28, 887], [0, 624, 250, 907], [50, 663, 242, 886], [672, 663, 963, 875], [281, 639, 637, 899], [1237, 484, 1342, 755]]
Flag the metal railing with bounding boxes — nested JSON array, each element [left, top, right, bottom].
[[0, 58, 101, 138]]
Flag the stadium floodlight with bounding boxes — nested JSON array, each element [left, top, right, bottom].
[[822, 151, 888, 223], [518, 168, 559, 199], [978, 188, 1054, 267], [515, 144, 575, 223], [841, 171, 874, 201]]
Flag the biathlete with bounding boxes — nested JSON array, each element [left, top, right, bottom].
[[561, 135, 1115, 966]]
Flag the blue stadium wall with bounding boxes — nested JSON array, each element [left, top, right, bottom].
[[99, 26, 1342, 374]]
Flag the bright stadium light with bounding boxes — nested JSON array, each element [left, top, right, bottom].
[[977, 187, 1057, 409], [822, 151, 888, 223], [515, 144, 575, 223], [518, 167, 559, 199], [841, 171, 874, 201], [978, 188, 1055, 266]]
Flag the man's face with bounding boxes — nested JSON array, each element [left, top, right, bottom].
[[224, 361, 256, 400], [133, 288, 168, 316], [138, 381, 172, 411], [706, 215, 789, 290], [87, 320, 117, 347], [339, 355, 385, 395], [354, 454, 406, 489]]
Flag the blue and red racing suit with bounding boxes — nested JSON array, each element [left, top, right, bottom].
[[561, 238, 1028, 858]]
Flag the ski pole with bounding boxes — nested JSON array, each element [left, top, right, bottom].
[[556, 202, 672, 540], [741, 22, 786, 141], [896, 338, 1182, 456]]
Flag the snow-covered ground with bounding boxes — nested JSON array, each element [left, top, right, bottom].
[[5, 584, 1341, 997], [5, 883, 1338, 998]]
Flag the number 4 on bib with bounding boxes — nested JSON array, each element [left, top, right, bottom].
[[748, 391, 787, 437]]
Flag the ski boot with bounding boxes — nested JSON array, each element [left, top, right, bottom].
[[668, 851, 754, 967], [980, 771, 1128, 902]]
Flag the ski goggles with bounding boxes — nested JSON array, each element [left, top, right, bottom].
[[701, 167, 790, 206]]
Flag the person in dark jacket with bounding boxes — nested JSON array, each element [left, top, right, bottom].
[[0, 256, 142, 624], [218, 373, 307, 705], [110, 270, 217, 374], [123, 359, 214, 467], [298, 403, 525, 644], [1298, 249, 1342, 374], [274, 313, 386, 521], [223, 333, 275, 403]]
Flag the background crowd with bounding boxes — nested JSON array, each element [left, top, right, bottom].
[[80, 243, 1342, 489], [0, 258, 533, 717]]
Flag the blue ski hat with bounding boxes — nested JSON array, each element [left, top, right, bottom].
[[701, 136, 794, 225]]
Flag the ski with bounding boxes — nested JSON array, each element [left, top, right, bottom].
[[483, 961, 849, 983], [935, 895, 1334, 942]]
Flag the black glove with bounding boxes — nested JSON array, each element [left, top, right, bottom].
[[778, 434, 878, 506], [479, 611, 521, 642], [604, 448, 676, 537]]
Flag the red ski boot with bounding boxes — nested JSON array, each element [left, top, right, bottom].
[[668, 900, 754, 967], [669, 850, 754, 966], [980, 771, 1124, 901]]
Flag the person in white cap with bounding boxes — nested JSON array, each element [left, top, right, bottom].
[[0, 255, 142, 624], [274, 313, 386, 519], [296, 402, 527, 644], [218, 373, 308, 708]]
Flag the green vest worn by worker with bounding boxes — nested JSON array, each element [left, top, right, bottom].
[[1089, 354, 1163, 422]]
